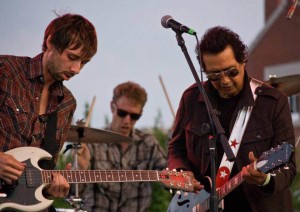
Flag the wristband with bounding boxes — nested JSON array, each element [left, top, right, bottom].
[[259, 173, 271, 186]]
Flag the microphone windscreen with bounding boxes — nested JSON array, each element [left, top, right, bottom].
[[161, 15, 172, 28]]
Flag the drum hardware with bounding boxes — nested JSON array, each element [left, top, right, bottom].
[[266, 74, 300, 96]]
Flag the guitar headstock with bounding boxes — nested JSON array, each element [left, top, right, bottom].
[[256, 142, 294, 173], [158, 169, 194, 192]]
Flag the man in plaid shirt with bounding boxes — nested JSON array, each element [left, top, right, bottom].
[[0, 13, 97, 203], [77, 81, 167, 212]]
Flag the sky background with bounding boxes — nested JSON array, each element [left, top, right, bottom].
[[0, 1, 264, 130]]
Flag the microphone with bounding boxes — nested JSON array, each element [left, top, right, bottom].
[[161, 15, 196, 35]]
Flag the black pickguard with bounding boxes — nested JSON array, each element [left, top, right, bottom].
[[0, 159, 43, 208]]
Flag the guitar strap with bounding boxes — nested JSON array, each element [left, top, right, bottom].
[[39, 110, 59, 170], [216, 79, 262, 188]]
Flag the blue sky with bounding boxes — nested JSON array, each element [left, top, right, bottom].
[[0, 1, 264, 129]]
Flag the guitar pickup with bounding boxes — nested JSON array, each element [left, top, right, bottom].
[[25, 168, 37, 188]]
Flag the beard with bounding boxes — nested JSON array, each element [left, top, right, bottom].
[[45, 57, 64, 81]]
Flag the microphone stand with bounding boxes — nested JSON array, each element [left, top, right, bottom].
[[173, 30, 235, 212]]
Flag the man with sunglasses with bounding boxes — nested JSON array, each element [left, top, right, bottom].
[[77, 81, 167, 212], [168, 26, 295, 211]]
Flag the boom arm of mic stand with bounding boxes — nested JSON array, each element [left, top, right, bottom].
[[174, 32, 235, 162]]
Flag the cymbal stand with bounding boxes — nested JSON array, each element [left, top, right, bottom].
[[67, 125, 87, 211]]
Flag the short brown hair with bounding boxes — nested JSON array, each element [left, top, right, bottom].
[[42, 13, 97, 60], [112, 81, 147, 108]]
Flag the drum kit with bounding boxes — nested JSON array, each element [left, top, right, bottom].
[[57, 122, 131, 212], [66, 124, 132, 144], [265, 74, 300, 97]]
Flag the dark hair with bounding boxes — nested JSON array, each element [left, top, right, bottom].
[[112, 81, 148, 108], [196, 26, 247, 70], [42, 13, 97, 60]]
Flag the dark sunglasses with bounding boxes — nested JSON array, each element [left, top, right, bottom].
[[205, 68, 239, 81], [114, 104, 141, 121]]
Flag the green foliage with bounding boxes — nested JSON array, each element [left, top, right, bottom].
[[104, 113, 110, 128], [56, 148, 73, 169], [149, 182, 172, 212], [53, 150, 74, 209], [148, 109, 172, 211], [52, 197, 73, 209], [84, 102, 89, 121]]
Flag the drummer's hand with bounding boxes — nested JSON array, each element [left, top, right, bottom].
[[0, 152, 26, 184], [77, 143, 91, 170]]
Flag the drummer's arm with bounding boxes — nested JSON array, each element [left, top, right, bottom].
[[77, 143, 91, 170]]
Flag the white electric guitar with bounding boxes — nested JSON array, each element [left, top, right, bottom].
[[0, 147, 195, 212]]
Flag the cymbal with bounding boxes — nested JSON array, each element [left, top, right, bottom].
[[265, 74, 300, 96], [66, 125, 132, 143]]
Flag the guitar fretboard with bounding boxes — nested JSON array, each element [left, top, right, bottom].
[[217, 171, 244, 199], [42, 170, 160, 184], [197, 164, 251, 211]]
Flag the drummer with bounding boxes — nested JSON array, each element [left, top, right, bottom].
[[76, 81, 167, 212]]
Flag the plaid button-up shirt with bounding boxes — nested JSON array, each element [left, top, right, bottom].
[[0, 53, 76, 164], [80, 128, 167, 212]]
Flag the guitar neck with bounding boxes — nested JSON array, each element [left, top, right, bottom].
[[199, 170, 245, 211], [217, 171, 244, 200], [42, 170, 160, 184]]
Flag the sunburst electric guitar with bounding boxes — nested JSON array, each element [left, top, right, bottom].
[[0, 147, 195, 212], [168, 143, 294, 212]]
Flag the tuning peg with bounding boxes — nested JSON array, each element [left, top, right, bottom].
[[166, 167, 169, 171], [176, 190, 181, 195], [174, 170, 179, 176], [284, 165, 289, 170], [169, 189, 173, 194], [271, 172, 276, 177]]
